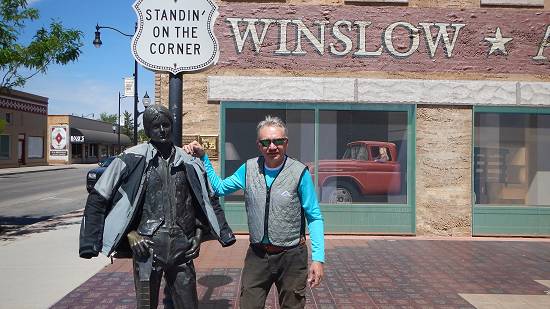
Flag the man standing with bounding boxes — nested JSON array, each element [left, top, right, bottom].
[[79, 104, 235, 309], [185, 115, 324, 309]]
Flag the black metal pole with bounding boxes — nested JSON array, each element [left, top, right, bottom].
[[133, 59, 138, 145], [118, 92, 121, 154], [169, 73, 183, 147]]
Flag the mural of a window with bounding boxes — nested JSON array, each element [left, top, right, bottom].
[[223, 106, 409, 205], [224, 108, 314, 202], [474, 112, 550, 206], [317, 110, 408, 204]]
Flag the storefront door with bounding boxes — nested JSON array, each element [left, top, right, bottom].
[[18, 134, 25, 165]]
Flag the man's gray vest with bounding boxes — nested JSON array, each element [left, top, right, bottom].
[[245, 156, 307, 247]]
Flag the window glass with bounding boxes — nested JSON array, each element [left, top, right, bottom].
[[28, 136, 43, 158], [0, 135, 9, 159], [224, 109, 314, 202], [72, 143, 82, 159], [318, 110, 408, 204], [474, 112, 550, 206]]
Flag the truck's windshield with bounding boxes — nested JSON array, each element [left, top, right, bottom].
[[342, 145, 369, 161]]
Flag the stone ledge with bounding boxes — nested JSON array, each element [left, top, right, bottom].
[[208, 76, 356, 103], [208, 76, 550, 107], [480, 0, 544, 7]]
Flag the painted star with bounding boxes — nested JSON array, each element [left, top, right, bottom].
[[485, 27, 513, 56]]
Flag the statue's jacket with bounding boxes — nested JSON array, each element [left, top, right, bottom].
[[79, 143, 235, 259]]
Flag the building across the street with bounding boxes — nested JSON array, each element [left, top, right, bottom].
[[154, 0, 550, 237], [47, 115, 131, 164], [0, 89, 48, 168]]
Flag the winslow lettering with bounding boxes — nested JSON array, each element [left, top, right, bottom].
[[226, 18, 465, 58]]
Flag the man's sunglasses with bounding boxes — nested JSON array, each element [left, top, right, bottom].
[[258, 138, 287, 147]]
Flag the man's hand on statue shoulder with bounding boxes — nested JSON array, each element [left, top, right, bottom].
[[183, 140, 205, 158], [127, 230, 152, 258]]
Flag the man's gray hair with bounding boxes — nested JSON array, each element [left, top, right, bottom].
[[257, 115, 287, 137]]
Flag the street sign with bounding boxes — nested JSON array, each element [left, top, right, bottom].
[[131, 0, 220, 74]]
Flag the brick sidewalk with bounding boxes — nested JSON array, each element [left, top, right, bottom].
[[52, 237, 550, 308]]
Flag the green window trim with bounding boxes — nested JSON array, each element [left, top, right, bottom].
[[220, 101, 416, 234]]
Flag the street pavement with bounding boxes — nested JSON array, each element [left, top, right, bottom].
[[1, 165, 550, 309]]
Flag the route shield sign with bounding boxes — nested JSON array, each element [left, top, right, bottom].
[[131, 0, 220, 74]]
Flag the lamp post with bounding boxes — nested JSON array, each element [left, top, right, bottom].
[[117, 92, 123, 153], [94, 23, 140, 145]]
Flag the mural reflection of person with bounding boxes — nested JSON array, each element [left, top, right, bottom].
[[375, 146, 389, 162], [184, 115, 325, 309], [79, 104, 235, 309]]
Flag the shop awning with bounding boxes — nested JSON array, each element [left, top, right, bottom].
[[70, 127, 132, 145]]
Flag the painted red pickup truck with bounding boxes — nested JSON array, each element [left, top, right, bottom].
[[308, 141, 401, 204]]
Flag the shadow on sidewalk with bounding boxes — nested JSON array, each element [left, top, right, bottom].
[[0, 211, 82, 241], [198, 275, 233, 308]]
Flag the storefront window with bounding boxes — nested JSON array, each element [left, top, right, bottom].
[[87, 144, 97, 158], [0, 135, 9, 159], [224, 107, 409, 205], [72, 143, 82, 159], [474, 112, 550, 206], [224, 108, 314, 202], [28, 136, 43, 159], [318, 110, 408, 204]]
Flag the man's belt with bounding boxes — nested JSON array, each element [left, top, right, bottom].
[[252, 238, 306, 254]]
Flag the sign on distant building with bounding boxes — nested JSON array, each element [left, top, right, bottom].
[[131, 0, 220, 74], [124, 77, 134, 97], [49, 125, 68, 161]]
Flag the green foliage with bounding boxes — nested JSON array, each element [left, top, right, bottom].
[[122, 110, 135, 144], [0, 0, 83, 88], [138, 128, 147, 143], [98, 112, 117, 125]]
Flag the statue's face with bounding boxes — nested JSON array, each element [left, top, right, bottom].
[[146, 113, 172, 143]]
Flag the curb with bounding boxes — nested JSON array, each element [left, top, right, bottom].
[[0, 166, 76, 176]]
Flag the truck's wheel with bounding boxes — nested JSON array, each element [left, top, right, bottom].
[[322, 182, 359, 204]]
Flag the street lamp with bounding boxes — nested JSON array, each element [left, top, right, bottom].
[[94, 23, 140, 145]]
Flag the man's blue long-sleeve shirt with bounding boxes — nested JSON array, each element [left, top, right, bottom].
[[201, 155, 325, 263]]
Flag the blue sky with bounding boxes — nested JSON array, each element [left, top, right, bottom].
[[16, 0, 155, 121]]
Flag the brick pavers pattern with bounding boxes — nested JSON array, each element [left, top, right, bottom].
[[51, 239, 550, 308]]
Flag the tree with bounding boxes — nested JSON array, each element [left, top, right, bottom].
[[0, 0, 83, 89], [98, 112, 117, 125], [122, 110, 135, 144], [138, 128, 147, 143]]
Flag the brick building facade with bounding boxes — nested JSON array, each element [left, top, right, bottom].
[[154, 0, 550, 236]]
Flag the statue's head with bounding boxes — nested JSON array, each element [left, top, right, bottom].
[[143, 104, 173, 144]]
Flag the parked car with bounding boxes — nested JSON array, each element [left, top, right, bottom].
[[308, 141, 401, 204], [86, 156, 116, 193]]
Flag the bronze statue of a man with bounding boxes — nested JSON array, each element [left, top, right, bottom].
[[79, 104, 235, 308]]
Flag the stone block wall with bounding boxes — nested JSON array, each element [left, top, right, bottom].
[[416, 105, 472, 236]]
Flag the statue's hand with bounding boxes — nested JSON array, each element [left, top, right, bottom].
[[127, 230, 152, 258], [184, 228, 203, 260]]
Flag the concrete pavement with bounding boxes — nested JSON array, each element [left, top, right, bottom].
[[1, 165, 550, 308], [0, 210, 110, 309], [1, 214, 550, 308]]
